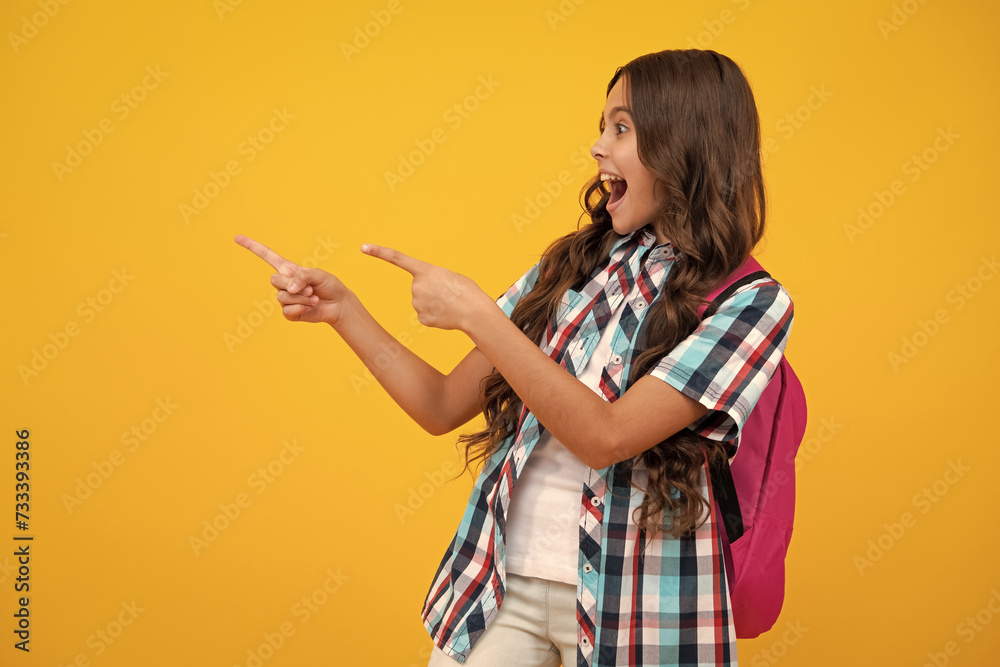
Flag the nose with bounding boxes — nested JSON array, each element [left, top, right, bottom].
[[591, 135, 606, 160]]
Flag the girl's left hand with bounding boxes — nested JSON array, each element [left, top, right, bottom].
[[361, 243, 492, 333]]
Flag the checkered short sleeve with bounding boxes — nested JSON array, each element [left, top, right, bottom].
[[495, 261, 541, 319], [646, 278, 794, 449]]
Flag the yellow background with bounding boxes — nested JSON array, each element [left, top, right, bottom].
[[2, 0, 998, 665]]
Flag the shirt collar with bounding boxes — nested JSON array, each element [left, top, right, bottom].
[[610, 225, 678, 261]]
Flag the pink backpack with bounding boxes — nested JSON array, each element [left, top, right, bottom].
[[698, 254, 808, 639]]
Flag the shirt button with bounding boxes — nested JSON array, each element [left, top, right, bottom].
[[590, 496, 601, 507], [636, 299, 646, 309], [611, 354, 622, 365], [583, 563, 593, 573], [581, 637, 591, 647]]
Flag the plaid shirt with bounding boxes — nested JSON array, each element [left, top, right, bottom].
[[421, 225, 795, 666]]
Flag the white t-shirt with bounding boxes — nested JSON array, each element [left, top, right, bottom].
[[504, 279, 637, 585]]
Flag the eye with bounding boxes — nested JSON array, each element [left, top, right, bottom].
[[614, 123, 628, 135]]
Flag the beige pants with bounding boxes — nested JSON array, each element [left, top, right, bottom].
[[427, 572, 578, 667]]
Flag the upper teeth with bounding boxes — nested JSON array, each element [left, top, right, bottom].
[[601, 173, 624, 182]]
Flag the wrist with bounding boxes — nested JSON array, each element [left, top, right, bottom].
[[327, 290, 360, 331], [463, 292, 498, 342]]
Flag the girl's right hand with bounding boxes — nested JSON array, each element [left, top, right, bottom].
[[235, 234, 350, 326]]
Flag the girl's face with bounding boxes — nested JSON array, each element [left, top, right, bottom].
[[591, 77, 667, 244]]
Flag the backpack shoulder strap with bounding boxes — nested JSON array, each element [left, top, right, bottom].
[[700, 251, 771, 313], [703, 270, 773, 317], [701, 255, 774, 544]]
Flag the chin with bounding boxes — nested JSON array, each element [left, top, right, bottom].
[[611, 218, 636, 236]]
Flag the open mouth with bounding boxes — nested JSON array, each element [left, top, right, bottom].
[[606, 177, 628, 213]]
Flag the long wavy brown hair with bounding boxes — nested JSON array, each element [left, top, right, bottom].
[[454, 49, 767, 539]]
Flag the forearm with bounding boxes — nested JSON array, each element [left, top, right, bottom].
[[465, 302, 614, 469], [330, 291, 451, 435]]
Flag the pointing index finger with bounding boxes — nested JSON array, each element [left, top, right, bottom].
[[361, 243, 426, 275], [235, 234, 299, 276]]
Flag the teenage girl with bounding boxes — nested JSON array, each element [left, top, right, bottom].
[[236, 49, 794, 667]]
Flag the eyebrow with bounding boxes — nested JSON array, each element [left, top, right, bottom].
[[600, 106, 632, 127], [603, 106, 631, 119]]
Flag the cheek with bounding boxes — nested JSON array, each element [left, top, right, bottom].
[[636, 174, 659, 206], [651, 179, 666, 205]]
